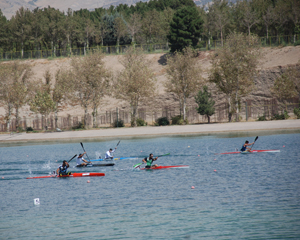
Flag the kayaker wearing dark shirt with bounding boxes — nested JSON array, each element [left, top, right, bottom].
[[142, 153, 158, 169], [241, 140, 254, 152], [56, 160, 71, 176]]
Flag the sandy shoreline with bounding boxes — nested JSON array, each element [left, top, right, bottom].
[[0, 119, 299, 143]]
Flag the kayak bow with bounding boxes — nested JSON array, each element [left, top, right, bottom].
[[218, 149, 281, 155], [26, 172, 105, 179], [140, 165, 189, 170], [75, 163, 114, 167], [90, 157, 138, 162]]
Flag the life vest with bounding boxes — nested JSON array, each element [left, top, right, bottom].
[[145, 157, 153, 167], [241, 145, 247, 152], [59, 165, 68, 174]]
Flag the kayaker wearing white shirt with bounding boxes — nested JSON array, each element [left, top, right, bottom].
[[105, 148, 117, 160], [76, 152, 90, 166]]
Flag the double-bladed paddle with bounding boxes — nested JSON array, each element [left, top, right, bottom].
[[68, 154, 77, 163], [249, 136, 259, 151], [80, 142, 91, 161], [133, 153, 170, 169]]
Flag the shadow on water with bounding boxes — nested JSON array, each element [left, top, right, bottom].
[[1, 128, 299, 148]]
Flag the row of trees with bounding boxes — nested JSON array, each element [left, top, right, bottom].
[[1, 32, 299, 131], [0, 0, 299, 56]]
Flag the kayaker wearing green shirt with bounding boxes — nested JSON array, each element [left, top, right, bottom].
[[143, 153, 158, 169]]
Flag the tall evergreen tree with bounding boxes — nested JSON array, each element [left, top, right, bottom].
[[168, 6, 203, 52]]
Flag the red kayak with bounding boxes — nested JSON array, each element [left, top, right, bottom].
[[140, 165, 189, 170], [26, 172, 105, 179], [218, 149, 280, 155]]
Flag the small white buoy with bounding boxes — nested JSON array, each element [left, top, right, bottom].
[[34, 198, 40, 205], [188, 146, 190, 148]]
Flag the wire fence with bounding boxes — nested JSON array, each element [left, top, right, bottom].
[[1, 98, 299, 132], [1, 35, 299, 61]]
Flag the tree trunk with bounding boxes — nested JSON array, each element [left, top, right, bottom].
[[183, 95, 187, 123], [84, 107, 88, 129], [15, 106, 20, 131], [92, 107, 97, 128], [131, 104, 137, 127], [221, 29, 223, 47], [235, 90, 239, 122], [117, 37, 120, 54], [6, 103, 13, 132], [55, 104, 58, 129], [21, 41, 24, 58], [228, 96, 232, 122]]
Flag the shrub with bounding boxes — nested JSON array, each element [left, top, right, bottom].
[[72, 121, 84, 130], [156, 117, 170, 126], [171, 115, 184, 125], [294, 106, 300, 119], [294, 40, 300, 46], [257, 115, 267, 121], [26, 126, 33, 132], [136, 118, 146, 126], [271, 111, 289, 120], [113, 119, 124, 128]]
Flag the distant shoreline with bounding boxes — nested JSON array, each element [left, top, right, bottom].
[[1, 119, 299, 144]]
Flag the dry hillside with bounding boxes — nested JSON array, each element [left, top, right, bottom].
[[1, 45, 300, 123]]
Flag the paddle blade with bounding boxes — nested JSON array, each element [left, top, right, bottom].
[[68, 154, 77, 163], [157, 153, 170, 158], [133, 163, 143, 169], [116, 141, 121, 147], [254, 136, 259, 142]]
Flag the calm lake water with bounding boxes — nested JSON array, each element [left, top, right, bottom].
[[1, 131, 300, 239]]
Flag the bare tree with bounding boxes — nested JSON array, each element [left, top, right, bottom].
[[96, 18, 108, 47], [209, 32, 261, 122], [263, 6, 275, 39], [208, 0, 230, 47], [239, 1, 260, 36], [114, 47, 156, 127], [10, 61, 32, 131], [29, 70, 56, 130], [70, 51, 111, 128], [114, 16, 128, 53], [287, 0, 300, 42], [127, 13, 142, 44], [0, 61, 32, 132], [0, 64, 14, 132], [141, 9, 160, 44], [164, 47, 203, 122], [52, 68, 73, 128]]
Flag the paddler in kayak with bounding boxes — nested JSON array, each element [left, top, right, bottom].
[[241, 140, 255, 152], [105, 147, 117, 160], [143, 153, 159, 169], [56, 160, 71, 176], [76, 152, 91, 166]]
